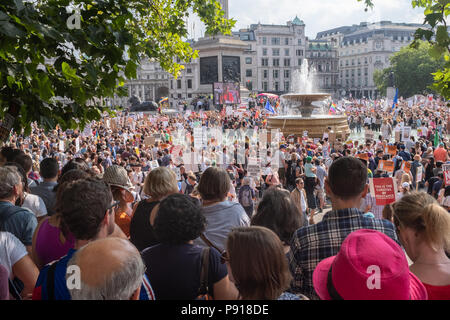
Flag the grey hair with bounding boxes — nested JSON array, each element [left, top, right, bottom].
[[0, 166, 22, 199], [66, 246, 146, 300]]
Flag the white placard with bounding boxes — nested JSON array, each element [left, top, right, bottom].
[[150, 160, 159, 170], [59, 140, 65, 152], [75, 137, 80, 152]]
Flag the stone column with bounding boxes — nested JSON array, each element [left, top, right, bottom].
[[141, 84, 145, 101]]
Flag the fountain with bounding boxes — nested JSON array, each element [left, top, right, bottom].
[[267, 60, 350, 139]]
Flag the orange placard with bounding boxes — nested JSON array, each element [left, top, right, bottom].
[[378, 160, 395, 173], [401, 161, 411, 174], [356, 153, 369, 161], [384, 145, 397, 156]]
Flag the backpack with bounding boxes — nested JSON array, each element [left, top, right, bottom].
[[240, 186, 253, 208]]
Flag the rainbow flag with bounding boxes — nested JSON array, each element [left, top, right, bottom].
[[329, 103, 337, 115]]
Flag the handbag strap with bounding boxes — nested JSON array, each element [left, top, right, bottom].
[[198, 247, 210, 295], [200, 233, 223, 254], [46, 262, 58, 300]]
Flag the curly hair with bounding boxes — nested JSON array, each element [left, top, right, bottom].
[[60, 177, 112, 240], [154, 194, 206, 245]]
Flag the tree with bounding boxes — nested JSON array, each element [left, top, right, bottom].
[[0, 0, 235, 137], [373, 42, 445, 97], [373, 68, 391, 97], [359, 0, 450, 100]]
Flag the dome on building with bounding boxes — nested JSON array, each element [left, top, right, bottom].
[[292, 16, 305, 26]]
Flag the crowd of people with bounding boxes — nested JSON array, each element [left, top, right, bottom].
[[0, 95, 449, 300]]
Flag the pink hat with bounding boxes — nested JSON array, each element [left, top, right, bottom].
[[312, 229, 428, 300]]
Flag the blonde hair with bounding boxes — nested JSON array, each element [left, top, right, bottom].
[[143, 167, 179, 200], [400, 173, 411, 184], [393, 191, 450, 251]]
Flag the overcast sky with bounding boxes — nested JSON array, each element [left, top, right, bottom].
[[187, 0, 426, 39]]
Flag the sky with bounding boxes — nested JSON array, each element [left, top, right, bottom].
[[187, 0, 426, 40]]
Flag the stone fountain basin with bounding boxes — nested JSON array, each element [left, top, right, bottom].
[[267, 114, 350, 140], [280, 93, 331, 104]]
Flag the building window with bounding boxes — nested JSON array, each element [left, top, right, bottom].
[[284, 58, 290, 67], [178, 94, 182, 98], [346, 70, 349, 77], [272, 48, 280, 56], [365, 77, 368, 86], [351, 59, 355, 66], [188, 93, 192, 98], [357, 68, 361, 76], [284, 81, 290, 92], [263, 48, 268, 56], [262, 37, 267, 45], [187, 68, 192, 74], [246, 69, 252, 77], [246, 81, 253, 91], [263, 69, 268, 78], [273, 59, 280, 66], [263, 81, 268, 91], [346, 60, 349, 66], [187, 79, 192, 89], [298, 39, 302, 45], [273, 70, 279, 79], [298, 58, 302, 66], [271, 37, 280, 45], [284, 70, 290, 78], [177, 79, 182, 89], [274, 82, 279, 91], [318, 64, 322, 72], [284, 49, 290, 56], [245, 57, 252, 64], [364, 67, 368, 76], [170, 80, 173, 89], [351, 69, 355, 77], [364, 57, 368, 64], [285, 38, 289, 45], [296, 49, 303, 56], [261, 58, 269, 66]]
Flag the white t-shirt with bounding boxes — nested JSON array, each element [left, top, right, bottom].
[[22, 192, 47, 218], [0, 232, 28, 279]]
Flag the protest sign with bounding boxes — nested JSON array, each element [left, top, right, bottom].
[[150, 160, 159, 170], [402, 127, 411, 142], [384, 145, 397, 156], [443, 164, 450, 186], [395, 131, 401, 143], [356, 153, 369, 162], [328, 132, 336, 143], [400, 161, 411, 174], [144, 137, 155, 146], [378, 160, 395, 173], [172, 167, 181, 181], [369, 178, 398, 206], [365, 130, 374, 141], [59, 140, 65, 152]]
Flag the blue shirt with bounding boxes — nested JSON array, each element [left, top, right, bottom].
[[0, 201, 37, 246], [33, 248, 155, 300]]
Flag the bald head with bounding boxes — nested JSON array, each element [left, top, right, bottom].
[[67, 238, 145, 300]]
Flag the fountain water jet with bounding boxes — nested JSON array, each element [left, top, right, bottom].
[[267, 59, 350, 139]]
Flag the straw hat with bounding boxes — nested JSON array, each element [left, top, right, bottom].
[[103, 165, 135, 193]]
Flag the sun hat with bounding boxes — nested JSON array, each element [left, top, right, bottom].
[[312, 229, 428, 300], [103, 165, 135, 193]]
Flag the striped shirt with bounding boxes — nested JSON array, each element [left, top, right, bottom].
[[287, 208, 398, 300]]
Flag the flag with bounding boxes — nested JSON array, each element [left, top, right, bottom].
[[329, 103, 337, 115], [434, 130, 440, 147], [265, 100, 275, 114], [391, 88, 399, 112]]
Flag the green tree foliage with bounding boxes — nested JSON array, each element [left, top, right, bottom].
[[360, 0, 450, 100], [0, 0, 235, 135], [373, 42, 445, 98]]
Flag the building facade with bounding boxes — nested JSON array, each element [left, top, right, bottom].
[[317, 21, 423, 98]]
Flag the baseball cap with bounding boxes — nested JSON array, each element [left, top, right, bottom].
[[312, 229, 427, 300]]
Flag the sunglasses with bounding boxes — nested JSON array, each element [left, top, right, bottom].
[[107, 200, 120, 213]]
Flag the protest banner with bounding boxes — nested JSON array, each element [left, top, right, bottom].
[[378, 160, 395, 173], [369, 178, 398, 206], [328, 132, 336, 143]]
